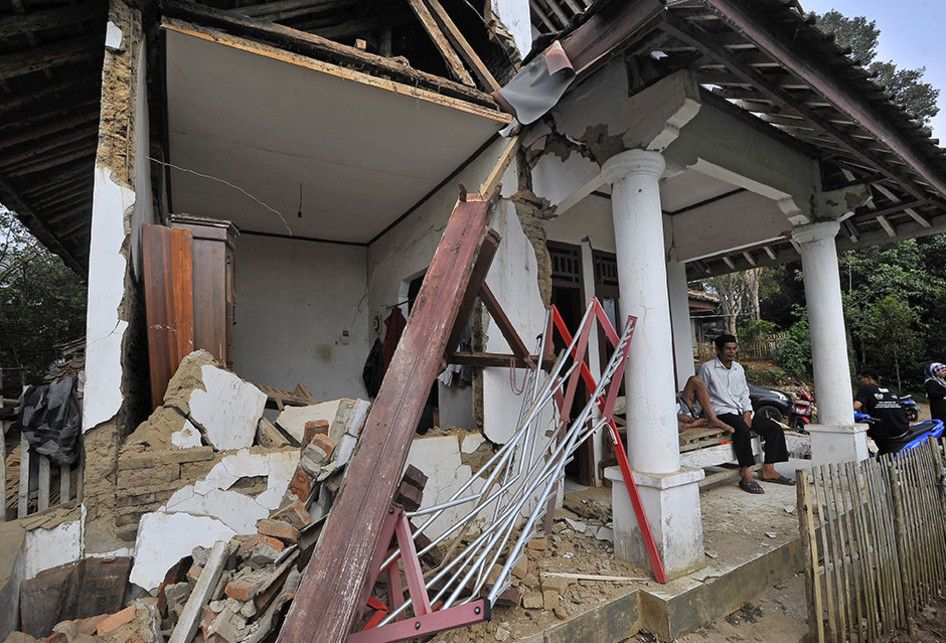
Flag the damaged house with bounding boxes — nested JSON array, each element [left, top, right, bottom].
[[3, 0, 946, 640]]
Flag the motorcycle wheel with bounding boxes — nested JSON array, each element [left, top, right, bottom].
[[755, 405, 785, 423], [906, 407, 919, 422]]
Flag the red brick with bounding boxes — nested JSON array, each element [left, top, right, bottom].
[[257, 519, 300, 544], [302, 420, 330, 447], [95, 605, 136, 635], [224, 578, 260, 602], [287, 467, 313, 502], [309, 433, 336, 455], [271, 500, 310, 530], [186, 564, 204, 585]]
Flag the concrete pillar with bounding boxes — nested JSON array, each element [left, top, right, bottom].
[[667, 258, 695, 389], [602, 150, 704, 577], [792, 221, 867, 463]]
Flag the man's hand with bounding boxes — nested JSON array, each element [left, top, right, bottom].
[[742, 410, 752, 426]]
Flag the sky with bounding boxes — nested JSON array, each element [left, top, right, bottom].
[[802, 0, 946, 139]]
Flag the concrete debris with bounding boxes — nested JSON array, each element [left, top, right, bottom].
[[255, 418, 290, 449], [563, 518, 587, 533], [274, 399, 369, 446], [765, 532, 778, 539]]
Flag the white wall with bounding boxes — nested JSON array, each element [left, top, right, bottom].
[[232, 235, 369, 400], [543, 193, 616, 253]]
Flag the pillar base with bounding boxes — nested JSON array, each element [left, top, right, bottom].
[[605, 466, 705, 579], [808, 423, 869, 464]]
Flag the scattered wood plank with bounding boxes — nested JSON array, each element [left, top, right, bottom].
[[0, 34, 102, 81], [0, 0, 106, 38], [541, 572, 646, 582]]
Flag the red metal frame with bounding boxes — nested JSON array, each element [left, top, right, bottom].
[[349, 507, 490, 643], [550, 299, 668, 583]]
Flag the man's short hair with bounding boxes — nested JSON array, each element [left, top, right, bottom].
[[857, 367, 880, 381], [714, 334, 737, 350]]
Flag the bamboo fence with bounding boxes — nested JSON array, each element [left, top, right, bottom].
[[797, 441, 946, 642]]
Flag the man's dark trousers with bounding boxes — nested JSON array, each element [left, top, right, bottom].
[[717, 413, 789, 467]]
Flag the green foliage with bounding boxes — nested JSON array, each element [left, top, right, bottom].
[[0, 208, 86, 397], [858, 295, 923, 390], [744, 363, 789, 387], [737, 318, 776, 342], [813, 10, 939, 125], [774, 317, 812, 379]]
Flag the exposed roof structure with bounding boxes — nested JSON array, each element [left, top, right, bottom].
[[0, 0, 108, 273], [4, 0, 946, 277], [526, 0, 946, 276]]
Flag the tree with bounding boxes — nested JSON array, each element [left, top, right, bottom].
[[813, 10, 940, 126], [858, 295, 923, 391], [0, 208, 86, 397]]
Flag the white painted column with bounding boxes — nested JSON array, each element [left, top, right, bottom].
[[792, 221, 867, 463], [667, 258, 695, 389], [602, 150, 704, 577], [580, 239, 604, 485]]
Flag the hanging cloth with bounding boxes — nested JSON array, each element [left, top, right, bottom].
[[382, 307, 407, 370]]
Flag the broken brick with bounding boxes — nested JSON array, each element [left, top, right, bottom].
[[402, 464, 428, 488], [270, 500, 310, 530], [309, 433, 336, 457], [542, 589, 560, 610], [540, 573, 569, 594], [527, 538, 547, 552], [522, 592, 543, 609], [257, 519, 300, 544], [395, 481, 423, 512], [95, 606, 137, 635], [302, 420, 330, 446], [288, 467, 314, 502], [225, 578, 261, 602], [187, 564, 204, 585]]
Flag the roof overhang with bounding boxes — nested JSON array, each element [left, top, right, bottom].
[[162, 19, 510, 244]]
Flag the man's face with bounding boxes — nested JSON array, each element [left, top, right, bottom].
[[857, 374, 873, 386], [938, 366, 946, 379], [718, 342, 738, 362]]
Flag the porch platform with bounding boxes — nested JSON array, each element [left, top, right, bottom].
[[433, 478, 809, 642]]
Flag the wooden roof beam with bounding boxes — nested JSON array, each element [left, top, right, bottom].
[[699, 0, 946, 204], [7, 148, 95, 177], [0, 177, 84, 274], [0, 0, 106, 37], [661, 18, 946, 210], [0, 34, 102, 81], [0, 130, 98, 171], [0, 111, 99, 150], [0, 77, 99, 116]]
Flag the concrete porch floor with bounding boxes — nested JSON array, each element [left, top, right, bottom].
[[434, 473, 810, 643]]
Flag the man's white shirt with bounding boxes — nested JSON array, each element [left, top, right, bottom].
[[698, 357, 753, 416]]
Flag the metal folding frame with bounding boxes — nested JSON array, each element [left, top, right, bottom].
[[348, 297, 665, 642]]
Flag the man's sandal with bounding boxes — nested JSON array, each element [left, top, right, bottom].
[[759, 474, 795, 486], [739, 479, 765, 494]]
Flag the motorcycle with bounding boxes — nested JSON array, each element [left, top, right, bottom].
[[899, 394, 919, 422], [789, 389, 815, 431], [853, 411, 944, 456]]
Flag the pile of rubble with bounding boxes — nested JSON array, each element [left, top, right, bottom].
[[5, 350, 382, 642]]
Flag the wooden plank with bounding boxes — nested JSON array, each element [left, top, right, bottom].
[[0, 1, 105, 37], [160, 3, 500, 110], [18, 434, 29, 518], [812, 466, 837, 641], [446, 351, 552, 369], [232, 0, 342, 18], [168, 540, 228, 643], [479, 135, 519, 197], [444, 230, 500, 356], [278, 194, 497, 642], [826, 464, 852, 640], [479, 283, 531, 362], [423, 0, 500, 91], [142, 225, 195, 409], [0, 111, 99, 150], [887, 461, 916, 635], [0, 432, 5, 522], [405, 0, 475, 86], [59, 463, 70, 504], [796, 470, 824, 643], [835, 463, 864, 642], [847, 462, 879, 641], [0, 35, 101, 81], [37, 456, 50, 512]]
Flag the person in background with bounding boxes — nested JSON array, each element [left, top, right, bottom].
[[676, 375, 735, 433], [698, 334, 793, 494], [854, 368, 909, 456], [923, 362, 946, 423]]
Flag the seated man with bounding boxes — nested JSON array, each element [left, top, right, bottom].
[[698, 334, 794, 494], [677, 375, 736, 433], [854, 368, 909, 456]]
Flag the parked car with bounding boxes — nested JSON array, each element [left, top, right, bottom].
[[749, 384, 793, 423]]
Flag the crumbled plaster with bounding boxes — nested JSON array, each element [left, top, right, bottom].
[[81, 0, 147, 555], [24, 508, 84, 581], [405, 434, 487, 539], [105, 21, 123, 50], [275, 399, 370, 444], [162, 448, 299, 534], [130, 512, 235, 591], [188, 366, 266, 450], [170, 421, 202, 448]]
